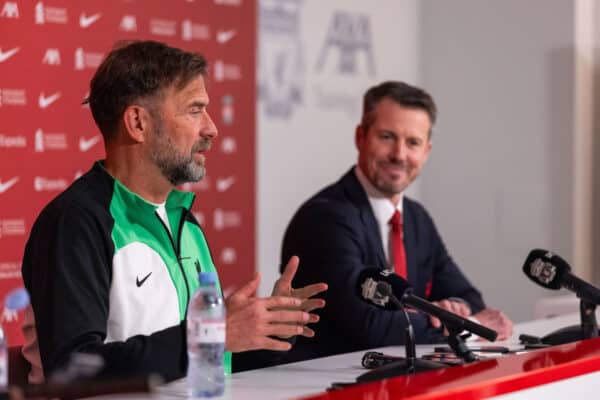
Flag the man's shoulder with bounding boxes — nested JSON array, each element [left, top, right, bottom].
[[34, 166, 113, 228], [404, 196, 432, 219], [294, 171, 361, 220]]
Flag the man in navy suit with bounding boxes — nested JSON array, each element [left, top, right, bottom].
[[280, 81, 513, 363]]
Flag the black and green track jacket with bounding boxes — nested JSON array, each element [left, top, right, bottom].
[[22, 161, 230, 382]]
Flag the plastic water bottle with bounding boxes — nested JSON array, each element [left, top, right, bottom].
[[0, 323, 6, 390], [187, 272, 226, 398]]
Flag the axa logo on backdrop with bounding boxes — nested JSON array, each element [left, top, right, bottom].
[[220, 136, 237, 154], [42, 48, 61, 65], [120, 15, 137, 32], [315, 11, 375, 76], [0, 2, 18, 18]]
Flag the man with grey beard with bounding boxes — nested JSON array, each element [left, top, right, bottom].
[[21, 40, 327, 383]]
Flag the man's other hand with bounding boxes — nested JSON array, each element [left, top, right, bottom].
[[473, 308, 513, 340]]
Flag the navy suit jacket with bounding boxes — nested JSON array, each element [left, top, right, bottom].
[[277, 168, 485, 363]]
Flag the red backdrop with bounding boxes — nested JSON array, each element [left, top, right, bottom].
[[0, 0, 255, 345]]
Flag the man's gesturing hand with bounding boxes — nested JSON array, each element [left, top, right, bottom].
[[224, 256, 327, 352], [271, 256, 328, 338]]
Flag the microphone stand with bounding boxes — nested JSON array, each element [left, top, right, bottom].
[[356, 296, 446, 383], [538, 298, 598, 346]]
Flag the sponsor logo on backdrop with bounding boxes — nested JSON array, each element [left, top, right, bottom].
[[150, 18, 177, 37], [38, 91, 61, 109], [0, 262, 22, 279], [214, 0, 242, 6], [0, 177, 19, 194], [192, 212, 205, 226], [214, 60, 241, 82], [216, 176, 235, 193], [79, 12, 101, 29], [74, 48, 103, 70], [42, 48, 61, 65], [220, 136, 236, 154], [79, 135, 101, 152], [0, 219, 26, 237], [35, 1, 68, 25], [120, 15, 137, 32], [216, 29, 236, 44], [0, 134, 26, 148], [34, 129, 67, 152], [0, 88, 26, 107], [220, 247, 237, 264], [181, 19, 210, 41], [259, 0, 304, 119], [313, 11, 376, 116], [0, 47, 19, 63], [0, 2, 18, 18], [213, 208, 241, 231], [316, 11, 375, 76], [34, 176, 68, 192], [221, 95, 234, 125], [180, 177, 210, 192]]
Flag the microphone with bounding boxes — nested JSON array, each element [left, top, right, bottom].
[[523, 249, 600, 305], [357, 268, 498, 342]]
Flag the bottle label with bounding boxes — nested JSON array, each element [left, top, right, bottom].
[[189, 320, 226, 343]]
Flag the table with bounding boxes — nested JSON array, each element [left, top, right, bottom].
[[90, 311, 600, 399]]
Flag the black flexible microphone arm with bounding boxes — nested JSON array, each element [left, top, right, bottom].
[[378, 282, 483, 363]]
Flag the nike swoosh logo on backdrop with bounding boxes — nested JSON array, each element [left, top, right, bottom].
[[80, 13, 101, 28], [0, 177, 19, 194], [0, 47, 20, 63], [38, 92, 61, 109], [216, 176, 236, 192], [136, 272, 152, 287], [79, 135, 100, 152], [217, 29, 236, 44]]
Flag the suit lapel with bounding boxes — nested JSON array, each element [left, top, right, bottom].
[[340, 169, 388, 270]]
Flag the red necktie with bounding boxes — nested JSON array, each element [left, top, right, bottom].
[[389, 210, 407, 279]]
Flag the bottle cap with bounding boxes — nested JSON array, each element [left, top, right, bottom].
[[198, 271, 217, 285]]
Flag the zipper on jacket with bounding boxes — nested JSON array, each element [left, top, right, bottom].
[[155, 210, 192, 318]]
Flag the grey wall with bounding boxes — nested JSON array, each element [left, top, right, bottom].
[[419, 0, 577, 322]]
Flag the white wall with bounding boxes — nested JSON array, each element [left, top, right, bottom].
[[257, 0, 421, 295], [419, 0, 579, 322], [257, 0, 596, 324]]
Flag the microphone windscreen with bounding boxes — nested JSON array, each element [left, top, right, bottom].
[[522, 249, 570, 290], [356, 268, 412, 300]]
